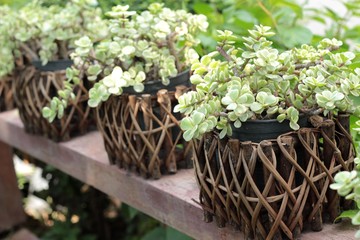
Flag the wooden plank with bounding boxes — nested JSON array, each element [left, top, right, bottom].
[[0, 110, 357, 239], [302, 219, 357, 240], [0, 140, 26, 232], [9, 228, 39, 240]]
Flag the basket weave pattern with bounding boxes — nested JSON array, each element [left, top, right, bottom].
[[193, 115, 354, 240], [96, 87, 192, 179], [0, 75, 15, 112], [13, 66, 93, 141]]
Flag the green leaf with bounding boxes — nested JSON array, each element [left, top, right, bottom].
[[234, 120, 242, 128], [42, 107, 53, 118], [133, 84, 144, 93], [234, 10, 257, 24], [88, 99, 100, 108], [49, 113, 56, 123], [242, 51, 256, 59], [66, 68, 73, 80], [352, 211, 360, 225], [87, 65, 101, 76], [277, 25, 313, 48], [192, 111, 205, 125], [198, 122, 208, 134], [289, 121, 300, 130], [219, 128, 227, 139], [193, 2, 213, 15], [250, 102, 263, 113], [183, 129, 195, 141], [190, 74, 203, 85], [166, 227, 192, 240], [122, 45, 136, 55], [142, 227, 165, 240], [180, 118, 193, 131], [57, 104, 64, 119]]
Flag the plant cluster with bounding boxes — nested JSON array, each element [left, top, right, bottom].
[[175, 25, 360, 141], [0, 0, 108, 79], [42, 3, 208, 122], [331, 120, 360, 238], [0, 6, 18, 77]]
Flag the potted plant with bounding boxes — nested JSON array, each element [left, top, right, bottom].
[[175, 25, 358, 239], [10, 0, 108, 141], [43, 3, 208, 178]]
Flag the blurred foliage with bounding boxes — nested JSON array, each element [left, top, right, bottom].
[[187, 0, 312, 53], [97, 0, 190, 12], [306, 0, 360, 44], [24, 164, 191, 240], [2, 0, 360, 52]]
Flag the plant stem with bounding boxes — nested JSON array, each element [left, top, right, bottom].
[[216, 45, 241, 77], [57, 40, 68, 59], [20, 43, 39, 61], [167, 32, 182, 72], [257, 0, 278, 31]]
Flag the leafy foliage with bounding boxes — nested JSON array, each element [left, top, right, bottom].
[[23, 163, 190, 240], [331, 120, 360, 238], [190, 0, 313, 52], [42, 3, 208, 122], [0, 6, 17, 77], [175, 25, 360, 141], [0, 0, 108, 78]]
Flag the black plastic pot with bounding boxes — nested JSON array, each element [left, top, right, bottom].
[[122, 70, 190, 95], [232, 115, 309, 143], [32, 59, 73, 71]]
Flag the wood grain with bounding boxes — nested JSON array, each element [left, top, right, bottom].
[[0, 140, 26, 232], [0, 110, 357, 239]]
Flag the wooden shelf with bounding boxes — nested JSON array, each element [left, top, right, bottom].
[[0, 110, 357, 239]]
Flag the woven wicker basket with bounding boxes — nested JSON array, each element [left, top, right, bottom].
[[193, 114, 354, 240], [96, 72, 192, 179], [13, 64, 94, 142], [0, 74, 15, 112]]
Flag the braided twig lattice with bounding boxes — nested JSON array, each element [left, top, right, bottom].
[[0, 75, 15, 112], [193, 115, 355, 240], [13, 66, 94, 142], [96, 87, 192, 179]]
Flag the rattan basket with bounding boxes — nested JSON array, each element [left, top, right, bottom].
[[13, 63, 95, 142], [96, 71, 193, 179], [193, 114, 355, 240], [0, 74, 15, 112]]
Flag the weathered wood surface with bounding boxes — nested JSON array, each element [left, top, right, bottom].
[[8, 228, 39, 240], [0, 110, 357, 239], [0, 140, 26, 232]]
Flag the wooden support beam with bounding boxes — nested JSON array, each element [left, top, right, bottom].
[[0, 141, 26, 232]]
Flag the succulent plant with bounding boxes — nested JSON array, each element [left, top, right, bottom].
[[0, 0, 108, 80], [42, 3, 208, 122], [175, 25, 360, 141], [0, 6, 18, 77], [331, 120, 360, 238]]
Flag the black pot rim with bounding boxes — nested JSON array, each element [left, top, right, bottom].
[[230, 114, 310, 143], [122, 69, 190, 95], [31, 59, 73, 71]]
